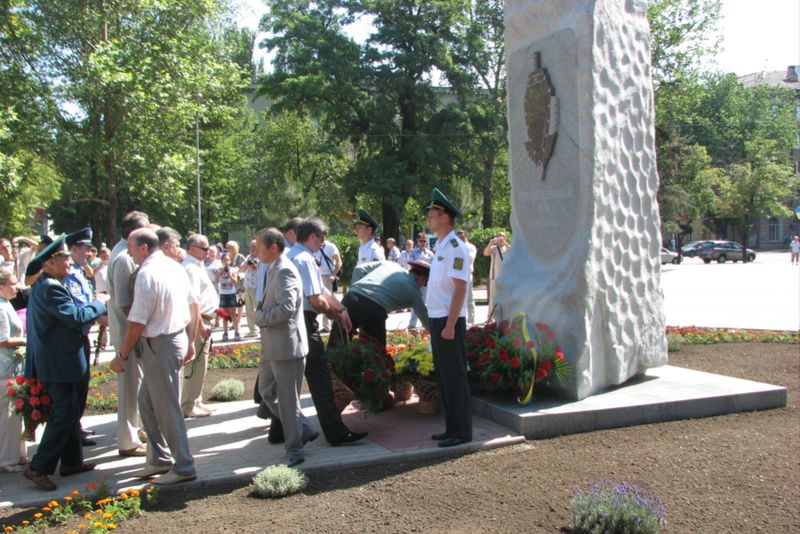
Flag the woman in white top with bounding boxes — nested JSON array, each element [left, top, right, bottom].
[[0, 266, 27, 472], [215, 253, 240, 341]]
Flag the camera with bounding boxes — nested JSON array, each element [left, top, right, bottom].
[[247, 258, 257, 265]]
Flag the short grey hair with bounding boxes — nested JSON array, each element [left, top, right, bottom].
[[257, 227, 285, 252], [0, 266, 15, 285], [156, 227, 182, 247]]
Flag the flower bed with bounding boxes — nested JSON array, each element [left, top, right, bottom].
[[208, 342, 260, 369], [2, 480, 157, 533], [666, 326, 799, 345]]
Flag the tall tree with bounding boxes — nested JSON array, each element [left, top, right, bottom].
[[2, 0, 246, 244]]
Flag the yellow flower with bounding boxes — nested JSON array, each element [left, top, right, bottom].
[[48, 500, 60, 507], [119, 493, 129, 500], [4, 527, 13, 533], [42, 507, 51, 512], [21, 522, 29, 526], [78, 524, 86, 529], [107, 524, 117, 530], [130, 489, 140, 498], [93, 522, 103, 528], [71, 489, 81, 495], [33, 513, 43, 519], [83, 513, 93, 519], [102, 512, 113, 519], [64, 496, 73, 501]]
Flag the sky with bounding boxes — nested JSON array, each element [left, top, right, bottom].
[[235, 0, 800, 77]]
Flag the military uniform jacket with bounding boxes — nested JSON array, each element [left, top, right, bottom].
[[357, 239, 385, 266], [426, 230, 471, 319], [24, 274, 106, 383]]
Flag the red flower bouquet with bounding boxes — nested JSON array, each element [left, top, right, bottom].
[[6, 376, 53, 441], [327, 333, 394, 414], [465, 313, 571, 404]]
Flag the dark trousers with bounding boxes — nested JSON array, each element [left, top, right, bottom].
[[30, 382, 83, 475], [303, 311, 349, 443], [328, 292, 388, 348], [429, 317, 472, 440]]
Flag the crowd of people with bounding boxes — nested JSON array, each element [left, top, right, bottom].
[[0, 188, 483, 490]]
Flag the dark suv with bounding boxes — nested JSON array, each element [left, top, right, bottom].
[[680, 240, 713, 258], [698, 240, 756, 263]]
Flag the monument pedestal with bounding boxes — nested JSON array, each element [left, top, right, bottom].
[[499, 0, 666, 399]]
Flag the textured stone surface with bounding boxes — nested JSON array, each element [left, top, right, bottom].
[[499, 0, 667, 400]]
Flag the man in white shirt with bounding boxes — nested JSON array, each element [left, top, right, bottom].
[[483, 231, 510, 320], [107, 211, 149, 458], [354, 208, 385, 266], [316, 231, 342, 333], [181, 234, 218, 418], [110, 228, 199, 485], [424, 188, 472, 448], [456, 230, 478, 325]]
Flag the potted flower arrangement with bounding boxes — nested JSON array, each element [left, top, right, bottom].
[[6, 376, 53, 441], [393, 335, 439, 413], [327, 333, 394, 414], [465, 313, 571, 404]]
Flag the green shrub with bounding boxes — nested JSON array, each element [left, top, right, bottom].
[[571, 481, 666, 534], [251, 465, 308, 499], [210, 379, 245, 401], [328, 234, 360, 292], [666, 333, 684, 352]]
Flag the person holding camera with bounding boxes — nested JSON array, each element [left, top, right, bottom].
[[482, 231, 510, 320], [316, 231, 342, 333], [214, 253, 240, 341], [243, 240, 260, 338]]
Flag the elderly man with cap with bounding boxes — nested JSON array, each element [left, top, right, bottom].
[[424, 188, 472, 448], [328, 260, 430, 349], [63, 227, 102, 446], [110, 228, 199, 485], [354, 209, 385, 266], [22, 235, 107, 491]]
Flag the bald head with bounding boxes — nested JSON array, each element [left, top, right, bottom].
[[127, 228, 159, 265]]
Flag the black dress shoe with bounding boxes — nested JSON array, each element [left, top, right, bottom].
[[431, 432, 449, 441], [438, 437, 470, 448], [302, 431, 319, 445], [329, 431, 368, 446], [81, 437, 97, 447], [267, 419, 285, 444]]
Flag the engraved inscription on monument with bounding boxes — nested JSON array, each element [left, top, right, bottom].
[[524, 52, 559, 180]]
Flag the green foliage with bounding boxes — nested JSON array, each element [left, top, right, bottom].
[[251, 465, 308, 499], [666, 333, 683, 352], [466, 226, 509, 285], [647, 0, 722, 85], [328, 233, 360, 291], [571, 481, 667, 534], [210, 379, 245, 401]]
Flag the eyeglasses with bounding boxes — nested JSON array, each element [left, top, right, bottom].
[[192, 245, 210, 251], [418, 239, 426, 243]]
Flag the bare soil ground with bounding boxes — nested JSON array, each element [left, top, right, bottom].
[[6, 343, 799, 533]]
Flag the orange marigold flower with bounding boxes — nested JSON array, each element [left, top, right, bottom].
[[4, 527, 13, 533], [33, 513, 43, 519], [48, 500, 59, 507], [42, 507, 51, 512], [86, 482, 97, 491], [93, 522, 103, 528], [107, 524, 117, 530], [64, 496, 73, 501], [72, 489, 81, 495], [21, 522, 29, 526], [102, 512, 113, 519], [119, 493, 129, 500], [84, 513, 92, 519]]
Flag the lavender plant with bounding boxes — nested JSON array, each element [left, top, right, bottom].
[[570, 481, 666, 534]]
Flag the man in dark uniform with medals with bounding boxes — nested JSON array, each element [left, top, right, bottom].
[[424, 188, 472, 448]]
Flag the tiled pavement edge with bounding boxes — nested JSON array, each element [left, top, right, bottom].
[[1, 394, 523, 510]]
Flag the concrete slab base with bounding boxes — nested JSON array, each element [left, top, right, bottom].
[[472, 365, 788, 439]]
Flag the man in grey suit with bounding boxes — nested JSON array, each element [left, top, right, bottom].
[[255, 228, 318, 467]]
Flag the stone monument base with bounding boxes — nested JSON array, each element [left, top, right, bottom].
[[472, 367, 787, 439]]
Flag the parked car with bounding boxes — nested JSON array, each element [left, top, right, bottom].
[[698, 240, 756, 263], [660, 247, 680, 264], [680, 240, 713, 258]]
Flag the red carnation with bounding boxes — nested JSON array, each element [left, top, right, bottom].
[[490, 372, 501, 383], [555, 350, 565, 361], [482, 351, 491, 362], [474, 362, 483, 371], [466, 351, 476, 360], [499, 350, 509, 362], [363, 370, 375, 382], [15, 376, 24, 385], [14, 398, 24, 410], [541, 360, 552, 370], [30, 386, 42, 396], [536, 368, 548, 379], [512, 337, 523, 348], [29, 396, 40, 406], [41, 395, 51, 405], [31, 409, 41, 421], [486, 338, 496, 349], [510, 357, 520, 369], [6, 389, 14, 397], [527, 340, 535, 349], [546, 331, 556, 340], [5, 378, 12, 387]]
